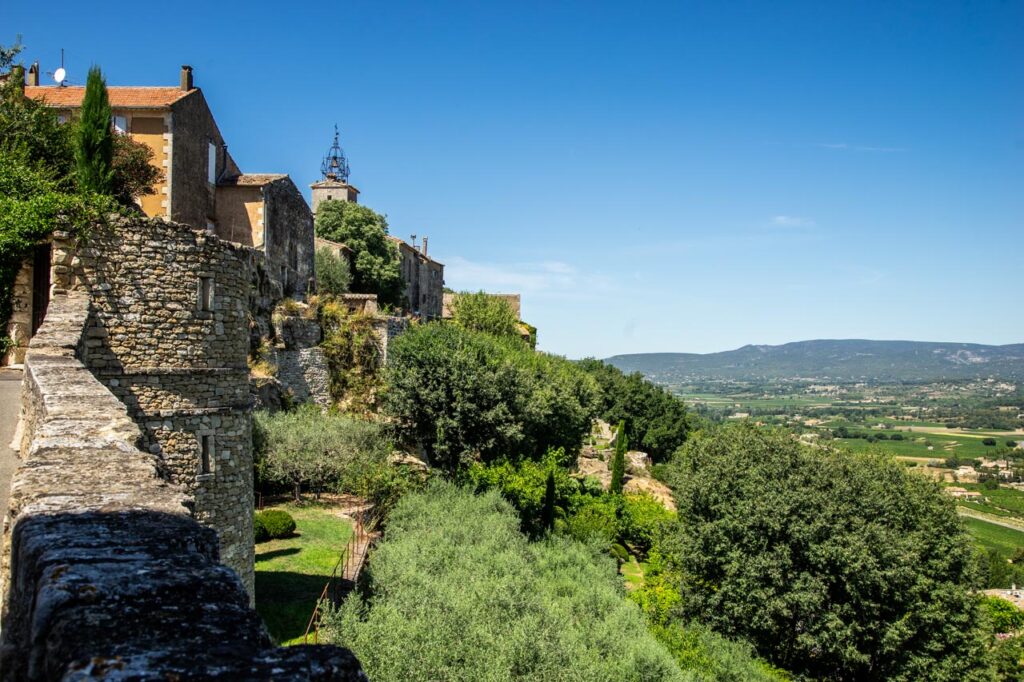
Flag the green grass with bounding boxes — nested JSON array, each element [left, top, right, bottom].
[[254, 502, 353, 645], [962, 517, 1024, 558], [620, 556, 646, 591]]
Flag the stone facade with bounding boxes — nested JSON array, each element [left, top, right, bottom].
[[23, 67, 314, 306], [50, 217, 258, 597], [0, 290, 365, 680], [392, 237, 444, 319], [218, 174, 316, 298], [311, 178, 360, 215], [272, 312, 331, 407]]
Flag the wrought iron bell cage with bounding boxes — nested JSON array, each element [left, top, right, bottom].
[[320, 125, 351, 182]]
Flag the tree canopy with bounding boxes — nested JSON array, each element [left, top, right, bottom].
[[323, 481, 687, 681], [578, 359, 690, 462], [383, 323, 598, 473], [314, 201, 403, 307], [448, 290, 520, 339], [662, 423, 991, 681], [75, 66, 114, 195], [315, 247, 351, 296], [254, 405, 390, 501]]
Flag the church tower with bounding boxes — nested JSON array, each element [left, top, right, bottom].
[[310, 125, 359, 215]]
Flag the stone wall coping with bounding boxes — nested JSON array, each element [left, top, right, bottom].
[[0, 291, 365, 680]]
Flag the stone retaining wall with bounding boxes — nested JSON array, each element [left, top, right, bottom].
[[50, 217, 258, 595], [0, 291, 364, 680]]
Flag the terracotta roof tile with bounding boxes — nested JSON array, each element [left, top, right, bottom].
[[24, 86, 194, 109]]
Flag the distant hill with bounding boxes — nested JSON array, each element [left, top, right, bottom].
[[606, 340, 1024, 383]]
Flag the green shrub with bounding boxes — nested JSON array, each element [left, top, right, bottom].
[[256, 509, 296, 539], [322, 481, 686, 681], [315, 247, 351, 295], [610, 542, 629, 563], [621, 493, 676, 556], [253, 514, 270, 543]]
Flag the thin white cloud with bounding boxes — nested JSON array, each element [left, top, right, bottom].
[[819, 143, 906, 153], [441, 255, 628, 303], [770, 215, 816, 228]]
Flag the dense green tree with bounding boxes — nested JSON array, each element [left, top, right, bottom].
[[74, 66, 113, 194], [314, 247, 351, 295], [323, 482, 686, 681], [663, 423, 992, 681], [578, 358, 689, 461], [110, 132, 163, 206], [542, 467, 556, 533], [383, 323, 597, 473], [449, 290, 520, 339], [611, 420, 627, 494], [253, 405, 389, 501], [314, 201, 403, 307], [981, 596, 1024, 634]]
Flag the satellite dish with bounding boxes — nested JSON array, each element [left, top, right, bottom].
[[53, 67, 66, 84]]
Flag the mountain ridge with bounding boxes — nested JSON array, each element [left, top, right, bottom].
[[605, 339, 1024, 383]]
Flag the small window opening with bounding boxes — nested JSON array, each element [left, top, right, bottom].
[[207, 142, 217, 184], [198, 275, 214, 312], [112, 115, 128, 134], [199, 434, 215, 475]]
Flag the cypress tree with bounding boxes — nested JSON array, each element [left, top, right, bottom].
[[610, 420, 627, 494], [75, 66, 113, 194], [542, 468, 556, 532]]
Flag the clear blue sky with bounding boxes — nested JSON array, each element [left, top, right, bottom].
[[5, 1, 1022, 358]]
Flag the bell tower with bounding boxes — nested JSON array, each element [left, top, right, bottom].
[[310, 125, 360, 215]]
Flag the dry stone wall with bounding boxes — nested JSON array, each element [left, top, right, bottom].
[[51, 217, 259, 596], [0, 291, 365, 680]]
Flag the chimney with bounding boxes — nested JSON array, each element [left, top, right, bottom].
[[410, 234, 417, 251], [180, 65, 193, 91], [27, 62, 39, 87], [422, 236, 428, 257]]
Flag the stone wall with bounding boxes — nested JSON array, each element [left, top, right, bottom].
[[273, 312, 331, 407], [51, 217, 257, 596], [3, 259, 32, 366], [0, 291, 365, 680], [264, 178, 315, 298], [371, 316, 409, 365]]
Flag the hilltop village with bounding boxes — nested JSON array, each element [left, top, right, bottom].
[[1, 51, 1022, 682]]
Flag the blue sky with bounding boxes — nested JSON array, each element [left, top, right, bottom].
[[5, 1, 1022, 358]]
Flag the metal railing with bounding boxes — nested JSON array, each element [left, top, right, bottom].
[[303, 504, 381, 644]]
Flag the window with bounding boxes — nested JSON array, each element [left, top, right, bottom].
[[207, 142, 217, 184], [198, 275, 214, 312], [199, 434, 215, 477], [112, 115, 128, 134]]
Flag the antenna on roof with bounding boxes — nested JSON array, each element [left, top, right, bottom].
[[47, 48, 67, 87]]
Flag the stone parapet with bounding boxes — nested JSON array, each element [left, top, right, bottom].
[[0, 291, 365, 680]]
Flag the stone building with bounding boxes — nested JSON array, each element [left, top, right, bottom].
[[216, 174, 315, 297], [308, 127, 445, 318], [310, 126, 361, 215], [24, 65, 315, 298], [391, 236, 445, 320], [44, 216, 263, 597]]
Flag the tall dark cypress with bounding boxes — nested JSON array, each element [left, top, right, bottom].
[[610, 420, 627, 494], [75, 66, 113, 194], [542, 468, 556, 532]]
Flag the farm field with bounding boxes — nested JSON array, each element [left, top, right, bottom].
[[961, 516, 1024, 559], [254, 503, 353, 645]]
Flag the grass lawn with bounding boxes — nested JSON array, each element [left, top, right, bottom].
[[255, 502, 353, 645], [962, 517, 1024, 559], [621, 555, 646, 591]]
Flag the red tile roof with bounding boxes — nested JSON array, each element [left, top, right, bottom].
[[24, 86, 195, 109]]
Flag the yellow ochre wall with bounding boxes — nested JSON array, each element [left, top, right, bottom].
[[122, 112, 168, 217]]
